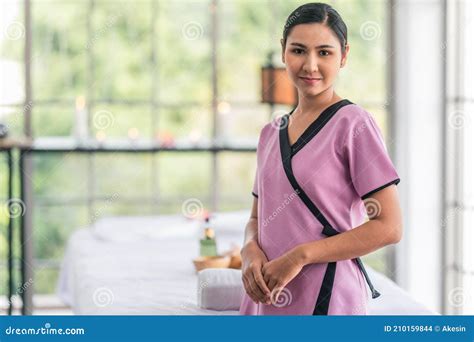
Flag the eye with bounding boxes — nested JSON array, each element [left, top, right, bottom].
[[291, 48, 305, 55], [319, 50, 330, 56]]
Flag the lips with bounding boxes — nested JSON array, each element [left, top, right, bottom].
[[299, 77, 322, 85]]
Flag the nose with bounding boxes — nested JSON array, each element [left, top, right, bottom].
[[302, 52, 319, 74]]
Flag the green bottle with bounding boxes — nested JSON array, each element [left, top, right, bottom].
[[200, 218, 218, 257]]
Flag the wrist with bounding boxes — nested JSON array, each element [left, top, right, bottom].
[[289, 244, 309, 267], [241, 239, 259, 254]]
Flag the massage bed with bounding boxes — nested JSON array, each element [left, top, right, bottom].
[[56, 211, 436, 315]]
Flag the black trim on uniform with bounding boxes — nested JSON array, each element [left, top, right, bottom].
[[361, 178, 400, 200], [289, 99, 353, 157], [251, 192, 258, 198], [278, 102, 381, 316], [313, 262, 337, 315]]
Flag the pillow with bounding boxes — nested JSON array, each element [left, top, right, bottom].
[[197, 268, 244, 311]]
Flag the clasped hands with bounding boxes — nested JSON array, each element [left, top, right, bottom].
[[240, 241, 304, 305]]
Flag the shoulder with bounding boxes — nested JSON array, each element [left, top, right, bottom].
[[258, 114, 287, 140], [334, 103, 385, 154], [333, 102, 383, 141], [335, 102, 376, 129]]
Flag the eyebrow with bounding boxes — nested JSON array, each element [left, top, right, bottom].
[[290, 42, 335, 49]]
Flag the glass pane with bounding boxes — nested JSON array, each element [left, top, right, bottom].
[[461, 0, 473, 99], [32, 0, 87, 101], [363, 105, 389, 138], [218, 152, 255, 211], [219, 0, 273, 103], [462, 102, 473, 206], [94, 153, 153, 198], [158, 105, 212, 142], [362, 247, 387, 275], [90, 104, 152, 139], [33, 105, 74, 137], [461, 274, 474, 314], [34, 205, 89, 294], [157, 0, 211, 104], [336, 0, 388, 102], [33, 154, 89, 200], [0, 0, 25, 106], [0, 155, 9, 298], [218, 103, 269, 142], [0, 105, 24, 138], [93, 1, 153, 100], [461, 209, 473, 278], [157, 153, 212, 212]]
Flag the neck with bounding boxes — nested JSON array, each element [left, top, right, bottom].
[[294, 87, 340, 117]]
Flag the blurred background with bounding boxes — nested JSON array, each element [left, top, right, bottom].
[[0, 0, 472, 315]]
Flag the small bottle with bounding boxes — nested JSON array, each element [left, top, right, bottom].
[[200, 217, 218, 257]]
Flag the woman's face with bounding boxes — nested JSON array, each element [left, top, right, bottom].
[[282, 22, 349, 98]]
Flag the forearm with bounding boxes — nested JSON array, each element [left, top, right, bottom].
[[243, 217, 259, 247], [290, 219, 401, 266]]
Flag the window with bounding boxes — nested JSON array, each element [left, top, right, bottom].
[[0, 0, 392, 311], [444, 0, 474, 314]]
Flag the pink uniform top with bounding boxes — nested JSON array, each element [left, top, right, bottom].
[[239, 100, 400, 315]]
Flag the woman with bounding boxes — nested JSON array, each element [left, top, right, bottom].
[[239, 2, 403, 315]]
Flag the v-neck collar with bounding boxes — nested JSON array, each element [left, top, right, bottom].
[[281, 99, 352, 157]]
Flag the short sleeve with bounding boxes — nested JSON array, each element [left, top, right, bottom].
[[344, 111, 400, 199]]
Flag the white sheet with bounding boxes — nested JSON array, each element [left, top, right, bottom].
[[57, 213, 436, 315]]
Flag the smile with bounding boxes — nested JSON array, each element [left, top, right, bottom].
[[299, 77, 323, 85]]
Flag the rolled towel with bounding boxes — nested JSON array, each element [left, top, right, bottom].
[[197, 268, 244, 311]]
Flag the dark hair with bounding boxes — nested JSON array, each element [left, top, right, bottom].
[[282, 2, 348, 52]]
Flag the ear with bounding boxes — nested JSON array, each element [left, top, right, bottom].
[[280, 38, 286, 64], [340, 44, 350, 68]]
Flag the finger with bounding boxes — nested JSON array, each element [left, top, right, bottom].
[[242, 276, 259, 304], [263, 270, 270, 284], [267, 278, 278, 293], [253, 271, 271, 304], [275, 285, 284, 302], [249, 272, 268, 303], [245, 274, 260, 303], [254, 268, 271, 296], [250, 278, 267, 303]]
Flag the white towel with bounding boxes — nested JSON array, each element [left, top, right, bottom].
[[197, 268, 244, 311]]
